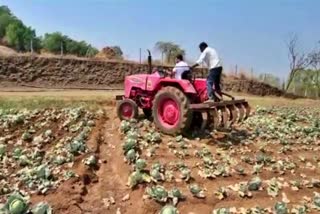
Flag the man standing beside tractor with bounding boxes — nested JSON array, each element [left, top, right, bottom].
[[191, 42, 223, 103]]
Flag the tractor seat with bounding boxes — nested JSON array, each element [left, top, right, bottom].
[[181, 70, 192, 81]]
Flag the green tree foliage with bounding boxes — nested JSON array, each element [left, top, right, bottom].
[[155, 41, 185, 65], [288, 69, 319, 98], [5, 21, 26, 51], [86, 45, 99, 57], [0, 6, 16, 38], [0, 5, 99, 56], [1, 6, 41, 52], [5, 21, 42, 52], [285, 34, 320, 98], [22, 26, 42, 52], [42, 32, 99, 57], [0, 5, 11, 15], [42, 32, 66, 54], [66, 40, 97, 57]]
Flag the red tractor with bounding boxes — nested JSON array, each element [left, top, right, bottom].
[[116, 50, 250, 135]]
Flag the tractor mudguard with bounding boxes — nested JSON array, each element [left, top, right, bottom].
[[157, 79, 197, 94]]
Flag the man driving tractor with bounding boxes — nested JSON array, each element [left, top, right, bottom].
[[191, 42, 223, 103], [167, 54, 189, 79]]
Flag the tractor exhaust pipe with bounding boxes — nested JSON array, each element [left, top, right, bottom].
[[147, 49, 152, 74]]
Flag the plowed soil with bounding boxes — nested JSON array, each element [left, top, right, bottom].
[[19, 104, 319, 214]]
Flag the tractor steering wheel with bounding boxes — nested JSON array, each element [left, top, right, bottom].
[[188, 67, 196, 84], [157, 68, 168, 78]]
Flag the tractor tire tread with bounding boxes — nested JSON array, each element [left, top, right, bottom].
[[152, 86, 192, 135], [116, 99, 139, 120]]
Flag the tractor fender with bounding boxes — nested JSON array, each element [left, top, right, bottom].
[[158, 79, 197, 94]]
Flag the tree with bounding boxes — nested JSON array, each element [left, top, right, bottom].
[[66, 39, 98, 57], [43, 32, 99, 57], [111, 46, 123, 58], [5, 21, 26, 51], [154, 41, 185, 65], [308, 49, 320, 97], [0, 6, 12, 15], [66, 39, 81, 55], [0, 6, 16, 39], [77, 41, 90, 56], [1, 5, 99, 57], [22, 26, 42, 52], [285, 34, 311, 91], [86, 46, 99, 57], [0, 13, 14, 39], [290, 69, 318, 97], [42, 32, 67, 54]]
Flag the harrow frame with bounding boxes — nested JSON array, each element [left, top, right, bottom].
[[190, 99, 250, 131]]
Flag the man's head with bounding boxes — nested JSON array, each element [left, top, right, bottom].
[[176, 54, 184, 63], [199, 42, 208, 52]]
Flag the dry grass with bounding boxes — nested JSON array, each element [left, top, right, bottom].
[[0, 90, 115, 110], [1, 89, 319, 110], [231, 92, 320, 107], [0, 89, 120, 100]]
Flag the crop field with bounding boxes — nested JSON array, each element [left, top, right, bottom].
[[0, 92, 320, 214]]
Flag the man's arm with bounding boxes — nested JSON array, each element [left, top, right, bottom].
[[190, 63, 199, 69], [172, 66, 177, 72], [191, 50, 206, 69]]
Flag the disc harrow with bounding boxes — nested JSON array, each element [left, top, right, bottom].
[[190, 99, 251, 131]]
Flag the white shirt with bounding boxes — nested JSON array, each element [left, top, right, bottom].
[[172, 61, 189, 79], [196, 47, 222, 69]]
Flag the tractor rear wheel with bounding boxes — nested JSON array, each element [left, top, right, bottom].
[[152, 86, 193, 135], [117, 99, 139, 120]]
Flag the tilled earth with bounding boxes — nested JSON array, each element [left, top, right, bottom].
[[1, 105, 320, 214]]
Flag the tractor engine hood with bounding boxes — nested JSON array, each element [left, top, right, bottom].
[[124, 73, 160, 98], [126, 74, 148, 84]]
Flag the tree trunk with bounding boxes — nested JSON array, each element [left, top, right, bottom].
[[316, 70, 320, 98], [304, 88, 308, 97], [285, 69, 297, 91]]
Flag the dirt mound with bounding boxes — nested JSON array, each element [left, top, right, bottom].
[[0, 45, 17, 56], [223, 79, 282, 96], [222, 76, 301, 98], [0, 55, 299, 98]]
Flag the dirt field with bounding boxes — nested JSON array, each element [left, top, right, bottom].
[[1, 90, 320, 214]]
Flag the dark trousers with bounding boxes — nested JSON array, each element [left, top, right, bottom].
[[207, 66, 222, 99]]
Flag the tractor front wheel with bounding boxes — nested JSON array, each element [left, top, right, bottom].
[[117, 99, 139, 120], [152, 86, 192, 135]]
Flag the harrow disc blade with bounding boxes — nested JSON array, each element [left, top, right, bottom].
[[218, 106, 230, 129], [243, 102, 251, 120], [227, 104, 238, 126], [200, 111, 209, 131], [235, 103, 245, 122], [211, 108, 220, 130]]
